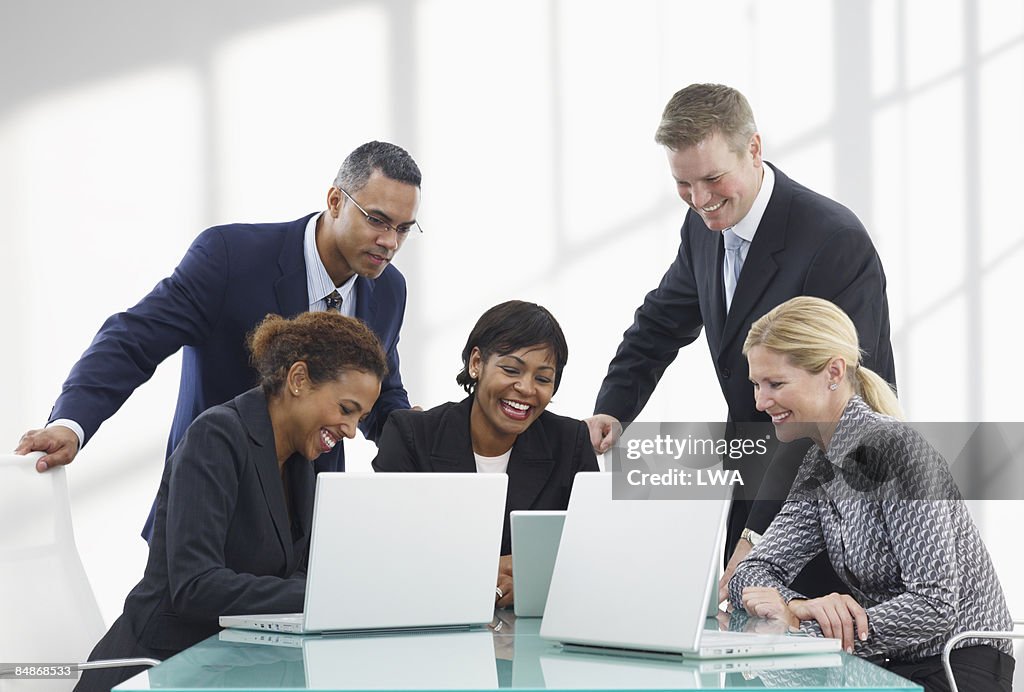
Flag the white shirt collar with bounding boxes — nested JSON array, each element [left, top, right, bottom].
[[729, 163, 775, 243], [304, 212, 357, 315]]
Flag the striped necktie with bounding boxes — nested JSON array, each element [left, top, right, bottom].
[[324, 290, 343, 313]]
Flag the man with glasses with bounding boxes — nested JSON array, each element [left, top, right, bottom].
[[17, 140, 421, 540], [586, 84, 896, 601]]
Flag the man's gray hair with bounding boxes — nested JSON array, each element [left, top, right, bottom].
[[334, 141, 422, 192]]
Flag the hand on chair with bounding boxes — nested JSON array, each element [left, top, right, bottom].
[[15, 426, 80, 472]]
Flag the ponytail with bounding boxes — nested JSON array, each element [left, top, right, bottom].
[[855, 366, 903, 419]]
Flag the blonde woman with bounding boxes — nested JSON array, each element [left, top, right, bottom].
[[729, 296, 1013, 692]]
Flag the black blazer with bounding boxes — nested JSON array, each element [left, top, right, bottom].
[[76, 388, 313, 692], [594, 164, 897, 592], [371, 397, 599, 554], [595, 163, 895, 424]]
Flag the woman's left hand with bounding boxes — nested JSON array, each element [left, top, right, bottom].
[[789, 593, 868, 653], [740, 586, 799, 628], [495, 554, 514, 609]]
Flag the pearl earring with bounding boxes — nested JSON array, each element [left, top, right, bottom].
[[829, 382, 838, 391]]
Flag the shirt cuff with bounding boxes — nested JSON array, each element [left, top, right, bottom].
[[799, 620, 823, 638], [47, 419, 85, 449]]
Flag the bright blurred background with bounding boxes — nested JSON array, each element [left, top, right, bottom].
[[1, 0, 1021, 663]]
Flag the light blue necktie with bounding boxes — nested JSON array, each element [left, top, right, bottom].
[[723, 229, 746, 312]]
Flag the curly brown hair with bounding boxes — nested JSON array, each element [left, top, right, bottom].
[[247, 312, 387, 396]]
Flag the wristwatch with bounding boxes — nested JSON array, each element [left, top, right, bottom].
[[740, 527, 763, 546]]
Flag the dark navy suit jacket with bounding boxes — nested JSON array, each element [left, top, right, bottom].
[[75, 388, 313, 692], [372, 397, 599, 555], [48, 213, 410, 536], [594, 164, 896, 596]]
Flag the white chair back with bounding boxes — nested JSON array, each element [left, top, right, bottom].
[[0, 453, 106, 692]]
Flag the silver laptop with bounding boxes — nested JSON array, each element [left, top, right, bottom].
[[510, 510, 565, 617], [220, 472, 507, 634], [540, 472, 840, 658]]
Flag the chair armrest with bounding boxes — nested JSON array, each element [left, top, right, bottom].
[[77, 658, 160, 671], [942, 620, 1024, 692]]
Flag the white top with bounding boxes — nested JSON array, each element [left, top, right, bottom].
[[474, 450, 512, 474]]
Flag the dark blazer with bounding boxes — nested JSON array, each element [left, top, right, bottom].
[[371, 397, 599, 555], [76, 388, 313, 692], [47, 214, 410, 536], [594, 164, 896, 594]]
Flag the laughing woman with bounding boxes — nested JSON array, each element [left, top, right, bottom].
[[729, 296, 1013, 692], [372, 300, 598, 607], [76, 312, 387, 692]]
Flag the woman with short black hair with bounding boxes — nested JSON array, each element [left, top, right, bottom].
[[373, 300, 598, 608]]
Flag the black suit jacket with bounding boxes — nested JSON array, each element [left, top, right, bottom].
[[77, 388, 313, 692], [595, 164, 896, 591], [371, 397, 599, 555]]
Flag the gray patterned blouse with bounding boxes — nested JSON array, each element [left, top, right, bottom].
[[729, 395, 1012, 660]]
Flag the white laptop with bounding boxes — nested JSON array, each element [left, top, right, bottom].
[[540, 472, 841, 659], [510, 510, 565, 617], [220, 473, 507, 634]]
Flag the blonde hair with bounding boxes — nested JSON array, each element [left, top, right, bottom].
[[743, 297, 902, 419]]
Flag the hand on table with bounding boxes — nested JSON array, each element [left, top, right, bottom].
[[741, 587, 798, 627], [788, 593, 869, 653], [743, 587, 869, 653], [496, 554, 514, 609]]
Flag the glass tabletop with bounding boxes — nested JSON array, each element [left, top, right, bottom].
[[115, 612, 921, 691]]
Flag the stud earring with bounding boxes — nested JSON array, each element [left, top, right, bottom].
[[829, 382, 838, 391]]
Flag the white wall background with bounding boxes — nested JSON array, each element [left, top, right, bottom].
[[1, 0, 1021, 663]]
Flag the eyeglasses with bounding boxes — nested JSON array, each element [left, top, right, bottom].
[[336, 186, 423, 236]]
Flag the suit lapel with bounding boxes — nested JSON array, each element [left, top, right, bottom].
[[428, 398, 477, 473], [274, 214, 317, 317], [707, 228, 728, 352], [719, 165, 790, 350], [236, 389, 295, 567], [354, 275, 378, 328], [286, 454, 315, 570], [506, 419, 557, 511], [683, 211, 729, 355]]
